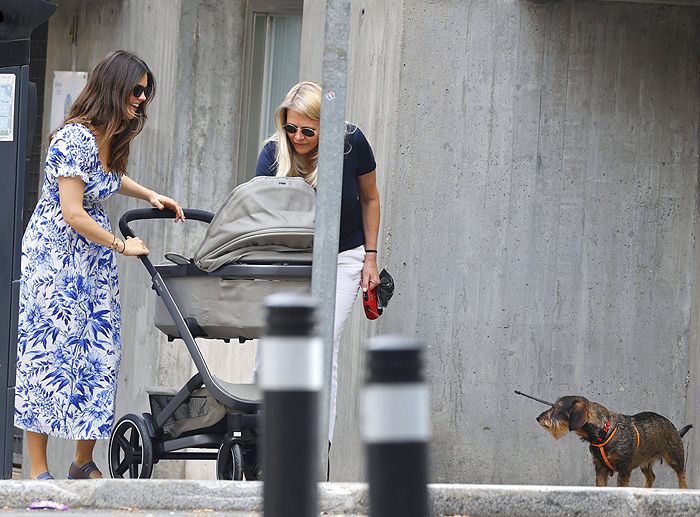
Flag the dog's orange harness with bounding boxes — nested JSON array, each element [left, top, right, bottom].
[[592, 422, 640, 472]]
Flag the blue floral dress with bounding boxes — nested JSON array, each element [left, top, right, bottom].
[[14, 123, 122, 440]]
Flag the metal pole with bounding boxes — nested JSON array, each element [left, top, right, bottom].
[[260, 293, 321, 517], [363, 335, 430, 517], [312, 0, 352, 479]]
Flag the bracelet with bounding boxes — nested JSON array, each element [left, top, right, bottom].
[[109, 235, 118, 251], [119, 239, 126, 254], [365, 249, 377, 253]]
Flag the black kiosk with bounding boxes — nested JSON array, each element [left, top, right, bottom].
[[0, 0, 56, 479]]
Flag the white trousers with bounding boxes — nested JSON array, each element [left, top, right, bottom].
[[254, 245, 365, 442], [328, 245, 366, 442]]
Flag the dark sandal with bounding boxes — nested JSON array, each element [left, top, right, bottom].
[[33, 471, 54, 480], [68, 461, 102, 479]]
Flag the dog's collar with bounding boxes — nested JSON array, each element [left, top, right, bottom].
[[584, 419, 613, 444], [592, 425, 617, 448]]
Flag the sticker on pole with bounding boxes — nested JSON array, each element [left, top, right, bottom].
[[0, 74, 16, 142], [325, 90, 336, 101]]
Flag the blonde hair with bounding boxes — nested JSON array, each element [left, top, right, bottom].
[[267, 81, 322, 187]]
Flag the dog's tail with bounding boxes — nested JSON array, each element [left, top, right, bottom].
[[679, 424, 693, 438]]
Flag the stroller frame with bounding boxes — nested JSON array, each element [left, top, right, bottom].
[[108, 208, 312, 480]]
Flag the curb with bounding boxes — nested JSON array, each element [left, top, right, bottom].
[[1, 480, 700, 516]]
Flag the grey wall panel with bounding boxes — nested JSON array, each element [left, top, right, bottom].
[[329, 0, 700, 487], [330, 0, 406, 482], [157, 0, 247, 478], [166, 0, 247, 233], [688, 161, 700, 487], [299, 0, 325, 82]]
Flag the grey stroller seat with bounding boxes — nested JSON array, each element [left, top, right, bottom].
[[155, 176, 314, 340]]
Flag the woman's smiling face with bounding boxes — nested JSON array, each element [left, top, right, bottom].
[[127, 73, 149, 120]]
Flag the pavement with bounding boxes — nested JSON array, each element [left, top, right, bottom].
[[2, 479, 700, 516]]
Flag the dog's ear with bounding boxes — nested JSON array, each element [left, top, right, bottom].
[[568, 400, 587, 431]]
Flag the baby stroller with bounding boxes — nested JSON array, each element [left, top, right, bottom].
[[108, 177, 314, 480]]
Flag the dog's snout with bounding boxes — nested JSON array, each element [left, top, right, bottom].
[[536, 410, 552, 428]]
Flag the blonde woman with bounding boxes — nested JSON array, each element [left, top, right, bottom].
[[256, 81, 381, 445]]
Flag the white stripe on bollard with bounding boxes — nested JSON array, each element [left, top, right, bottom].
[[259, 336, 323, 391], [362, 383, 430, 443]]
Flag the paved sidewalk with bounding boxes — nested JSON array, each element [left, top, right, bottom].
[[2, 479, 700, 516]]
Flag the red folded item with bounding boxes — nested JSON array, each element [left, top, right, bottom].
[[363, 288, 381, 320]]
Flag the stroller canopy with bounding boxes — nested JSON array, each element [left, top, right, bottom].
[[194, 176, 315, 271]]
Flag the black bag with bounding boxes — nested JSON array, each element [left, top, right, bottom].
[[362, 269, 395, 320], [376, 269, 395, 311]]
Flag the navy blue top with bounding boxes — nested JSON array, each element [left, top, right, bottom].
[[256, 124, 376, 253]]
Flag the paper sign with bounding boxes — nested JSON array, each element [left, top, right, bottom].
[[0, 74, 16, 142], [50, 71, 88, 131]]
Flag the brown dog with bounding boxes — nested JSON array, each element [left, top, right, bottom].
[[536, 396, 691, 488]]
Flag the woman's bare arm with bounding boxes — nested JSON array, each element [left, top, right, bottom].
[[358, 170, 381, 291], [58, 176, 148, 256], [120, 175, 185, 221]]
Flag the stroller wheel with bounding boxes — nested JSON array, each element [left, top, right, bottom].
[[108, 414, 154, 479], [216, 440, 243, 480], [242, 447, 262, 481]]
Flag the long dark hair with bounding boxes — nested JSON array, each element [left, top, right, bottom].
[[60, 50, 156, 174]]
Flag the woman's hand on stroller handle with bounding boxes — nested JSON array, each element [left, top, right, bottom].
[[122, 236, 149, 257], [148, 193, 186, 222]]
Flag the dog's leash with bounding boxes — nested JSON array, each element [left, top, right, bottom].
[[514, 390, 553, 406]]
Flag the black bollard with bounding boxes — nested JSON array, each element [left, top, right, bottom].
[[363, 335, 429, 517], [260, 293, 320, 517]]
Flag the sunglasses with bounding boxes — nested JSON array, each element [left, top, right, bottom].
[[283, 123, 317, 138], [132, 84, 152, 99]]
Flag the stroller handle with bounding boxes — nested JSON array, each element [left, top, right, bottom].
[[118, 208, 214, 239]]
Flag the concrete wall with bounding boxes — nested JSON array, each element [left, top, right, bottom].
[[162, 0, 251, 481], [317, 0, 700, 487], [29, 0, 700, 489]]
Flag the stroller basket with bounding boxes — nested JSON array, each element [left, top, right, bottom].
[[148, 386, 227, 438]]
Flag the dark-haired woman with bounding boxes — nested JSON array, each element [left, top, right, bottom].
[[14, 50, 184, 480]]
